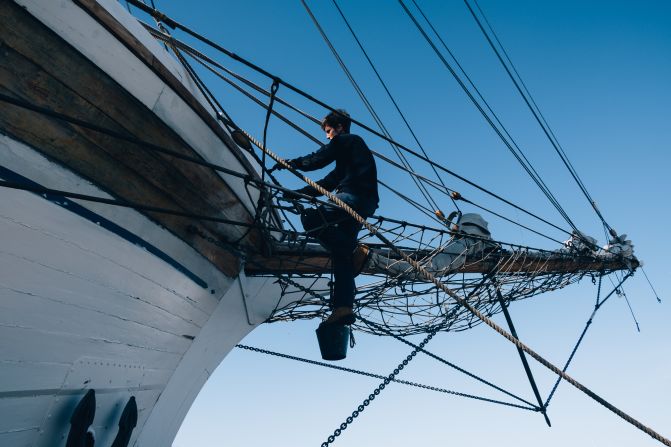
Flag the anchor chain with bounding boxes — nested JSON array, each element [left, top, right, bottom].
[[320, 317, 442, 447]]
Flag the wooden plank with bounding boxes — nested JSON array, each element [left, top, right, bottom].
[[0, 218, 211, 328], [33, 387, 162, 447], [0, 36, 255, 246], [246, 248, 638, 276], [0, 325, 183, 370], [0, 288, 191, 355], [15, 0, 166, 116], [16, 0, 265, 220], [0, 162, 223, 315], [0, 361, 70, 394], [5, 0, 260, 244], [0, 429, 38, 447], [87, 388, 161, 447], [0, 1, 270, 276], [0, 396, 50, 434], [0, 78, 241, 277], [0, 247, 204, 334], [72, 0, 259, 180]]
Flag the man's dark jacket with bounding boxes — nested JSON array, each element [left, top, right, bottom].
[[293, 133, 379, 210]]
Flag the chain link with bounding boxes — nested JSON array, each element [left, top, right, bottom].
[[236, 343, 533, 409], [319, 317, 441, 447]]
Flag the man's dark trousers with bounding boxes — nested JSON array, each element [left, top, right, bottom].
[[301, 205, 362, 309]]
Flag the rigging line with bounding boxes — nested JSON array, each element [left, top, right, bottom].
[[300, 0, 441, 214], [152, 32, 458, 211], [544, 272, 632, 408], [330, 0, 458, 212], [188, 50, 323, 146], [603, 270, 639, 331], [366, 216, 564, 254], [407, 2, 581, 235], [143, 22, 322, 132], [262, 80, 281, 180], [362, 317, 538, 408], [374, 156, 565, 245], [251, 274, 538, 439], [0, 92, 257, 184], [378, 180, 441, 221], [230, 76, 281, 247], [0, 180, 299, 236], [168, 37, 237, 132], [163, 25, 213, 109], [184, 44, 458, 213], [319, 277, 501, 447], [235, 344, 535, 411], [492, 281, 551, 426], [167, 34, 288, 240], [399, 0, 580, 234], [260, 145, 666, 447], [136, 20, 574, 238], [458, 196, 565, 245], [283, 184, 566, 253], [621, 286, 641, 333], [409, 0, 572, 229], [380, 172, 563, 246], [466, 0, 613, 232], [641, 267, 662, 303]]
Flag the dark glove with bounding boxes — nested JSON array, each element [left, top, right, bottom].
[[271, 159, 296, 172]]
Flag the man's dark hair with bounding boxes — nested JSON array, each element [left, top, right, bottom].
[[321, 109, 351, 133]]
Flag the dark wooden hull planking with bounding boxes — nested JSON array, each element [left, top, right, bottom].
[[0, 0, 265, 277]]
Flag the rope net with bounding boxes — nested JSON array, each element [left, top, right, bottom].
[[245, 191, 630, 337], [93, 4, 666, 444], [130, 25, 636, 337]]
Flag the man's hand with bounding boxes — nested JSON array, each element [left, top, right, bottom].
[[271, 159, 296, 172]]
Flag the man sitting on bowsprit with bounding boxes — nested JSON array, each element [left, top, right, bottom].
[[277, 109, 378, 326]]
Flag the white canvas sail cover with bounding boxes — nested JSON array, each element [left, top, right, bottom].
[[365, 213, 496, 277]]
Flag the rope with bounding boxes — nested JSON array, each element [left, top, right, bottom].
[[0, 89, 574, 256], [132, 9, 574, 238], [254, 244, 539, 409], [641, 267, 662, 303], [262, 79, 280, 181], [319, 273, 518, 446], [544, 272, 630, 407], [464, 0, 615, 234], [360, 311, 537, 408], [254, 140, 669, 446], [300, 0, 441, 214], [319, 316, 445, 447], [0, 180, 284, 233], [330, 0, 458, 212], [235, 344, 534, 411], [398, 0, 580, 234]]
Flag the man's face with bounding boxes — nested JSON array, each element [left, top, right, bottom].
[[324, 124, 343, 140]]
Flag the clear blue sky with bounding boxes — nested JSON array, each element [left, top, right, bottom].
[[130, 1, 671, 445]]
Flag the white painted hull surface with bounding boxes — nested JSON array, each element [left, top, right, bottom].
[[0, 1, 289, 445]]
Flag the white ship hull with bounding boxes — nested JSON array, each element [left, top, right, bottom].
[[0, 1, 292, 445]]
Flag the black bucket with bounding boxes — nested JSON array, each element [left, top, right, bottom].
[[316, 323, 350, 361]]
